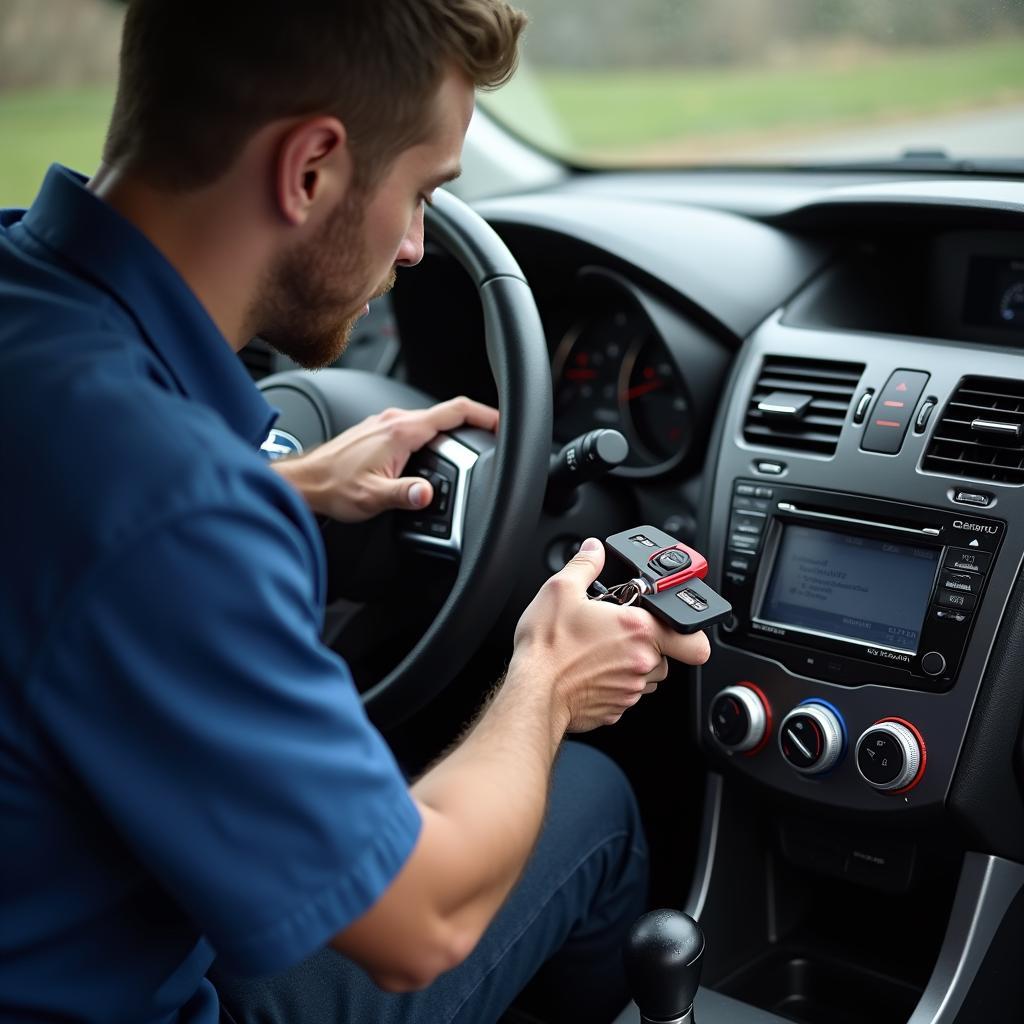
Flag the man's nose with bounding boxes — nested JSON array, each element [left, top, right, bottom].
[[395, 205, 425, 268]]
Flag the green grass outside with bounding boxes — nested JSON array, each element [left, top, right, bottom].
[[0, 86, 115, 207], [492, 35, 1024, 159], [1, 33, 1023, 205]]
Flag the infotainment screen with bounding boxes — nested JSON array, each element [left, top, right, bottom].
[[758, 525, 940, 653]]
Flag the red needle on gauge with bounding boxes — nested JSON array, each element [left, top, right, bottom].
[[624, 379, 664, 400]]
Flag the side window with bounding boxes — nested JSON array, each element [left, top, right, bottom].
[[0, 0, 124, 207]]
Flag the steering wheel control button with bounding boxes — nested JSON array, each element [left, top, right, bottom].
[[856, 721, 924, 793], [861, 369, 929, 454], [779, 702, 844, 775], [944, 547, 992, 574], [400, 434, 480, 557], [710, 685, 769, 754], [921, 651, 946, 677]]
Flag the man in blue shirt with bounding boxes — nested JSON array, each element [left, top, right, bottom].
[[0, 2, 711, 1022]]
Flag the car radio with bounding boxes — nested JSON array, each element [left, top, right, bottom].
[[718, 480, 1005, 692]]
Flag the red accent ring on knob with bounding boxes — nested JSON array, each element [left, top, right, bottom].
[[876, 716, 927, 794], [739, 680, 773, 757]]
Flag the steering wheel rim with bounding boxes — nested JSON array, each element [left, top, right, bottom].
[[259, 188, 552, 730]]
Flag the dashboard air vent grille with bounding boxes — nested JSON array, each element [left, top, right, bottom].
[[923, 377, 1024, 485], [743, 356, 864, 456]]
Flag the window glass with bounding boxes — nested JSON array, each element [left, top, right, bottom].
[[0, 0, 123, 207], [482, 0, 1024, 167]]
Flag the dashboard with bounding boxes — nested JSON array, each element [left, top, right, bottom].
[[252, 168, 1024, 1023], [428, 173, 1024, 1023]]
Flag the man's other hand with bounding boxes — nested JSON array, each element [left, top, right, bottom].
[[272, 396, 499, 522], [513, 538, 712, 734]]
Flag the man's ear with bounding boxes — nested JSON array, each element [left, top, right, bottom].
[[274, 116, 352, 227]]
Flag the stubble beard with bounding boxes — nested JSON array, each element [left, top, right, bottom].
[[254, 192, 396, 371]]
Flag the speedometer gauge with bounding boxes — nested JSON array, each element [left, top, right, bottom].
[[553, 303, 692, 473], [552, 310, 641, 445], [622, 339, 691, 463]]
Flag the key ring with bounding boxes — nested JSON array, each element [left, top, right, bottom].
[[588, 578, 650, 607]]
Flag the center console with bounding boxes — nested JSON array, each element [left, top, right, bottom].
[[687, 256, 1024, 1021], [699, 318, 1024, 818]]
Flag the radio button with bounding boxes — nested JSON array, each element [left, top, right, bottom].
[[731, 520, 764, 537], [754, 486, 775, 499], [921, 651, 946, 677], [734, 483, 757, 496], [933, 608, 967, 624], [732, 495, 771, 513], [727, 555, 753, 573], [944, 547, 992, 574], [729, 534, 760, 552], [936, 590, 977, 612], [941, 571, 982, 597]]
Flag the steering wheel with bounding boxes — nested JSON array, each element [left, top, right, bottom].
[[257, 189, 552, 730]]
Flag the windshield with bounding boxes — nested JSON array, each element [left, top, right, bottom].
[[481, 0, 1024, 168], [2, 0, 1022, 207]]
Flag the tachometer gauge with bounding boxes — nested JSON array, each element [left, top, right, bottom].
[[621, 338, 692, 464], [552, 310, 643, 444]]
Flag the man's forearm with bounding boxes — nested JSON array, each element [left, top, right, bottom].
[[410, 654, 569, 939]]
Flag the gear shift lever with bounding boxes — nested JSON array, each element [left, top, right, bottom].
[[625, 909, 705, 1024]]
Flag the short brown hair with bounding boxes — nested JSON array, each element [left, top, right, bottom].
[[103, 0, 527, 191]]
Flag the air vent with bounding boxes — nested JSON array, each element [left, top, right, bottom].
[[743, 356, 864, 456], [923, 377, 1024, 485], [239, 337, 276, 381]]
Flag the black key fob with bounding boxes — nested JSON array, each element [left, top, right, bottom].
[[604, 525, 732, 634]]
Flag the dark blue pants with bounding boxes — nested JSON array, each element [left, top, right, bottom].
[[212, 742, 648, 1024]]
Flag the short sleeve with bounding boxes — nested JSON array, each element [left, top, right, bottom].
[[27, 495, 421, 976]]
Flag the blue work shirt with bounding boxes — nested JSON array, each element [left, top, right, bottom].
[[0, 166, 421, 1023]]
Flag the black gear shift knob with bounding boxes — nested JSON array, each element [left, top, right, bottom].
[[625, 909, 705, 1023]]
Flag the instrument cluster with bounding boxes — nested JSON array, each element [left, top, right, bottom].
[[551, 270, 694, 477]]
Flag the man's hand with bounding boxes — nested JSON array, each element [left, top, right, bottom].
[[513, 538, 711, 733], [271, 396, 499, 522]]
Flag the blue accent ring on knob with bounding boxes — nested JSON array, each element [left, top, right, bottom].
[[797, 697, 848, 774]]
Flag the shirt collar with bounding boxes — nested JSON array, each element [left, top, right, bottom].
[[21, 164, 276, 447]]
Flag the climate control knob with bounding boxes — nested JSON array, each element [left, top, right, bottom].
[[856, 719, 925, 792], [778, 702, 845, 775], [709, 684, 770, 754]]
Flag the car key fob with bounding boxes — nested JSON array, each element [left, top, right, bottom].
[[603, 525, 732, 634]]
